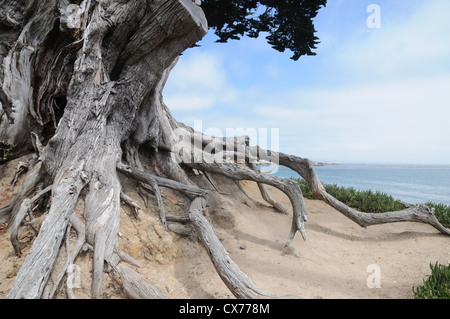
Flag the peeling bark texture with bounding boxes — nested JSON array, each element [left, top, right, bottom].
[[0, 0, 449, 299]]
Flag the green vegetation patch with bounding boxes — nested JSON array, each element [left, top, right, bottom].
[[294, 178, 405, 213], [414, 263, 450, 299], [426, 202, 450, 228], [0, 144, 15, 164], [293, 178, 450, 227]]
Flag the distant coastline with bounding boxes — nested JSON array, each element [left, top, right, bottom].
[[311, 161, 340, 166], [256, 160, 339, 166], [268, 164, 450, 206]]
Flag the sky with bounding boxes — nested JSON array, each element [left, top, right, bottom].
[[163, 0, 450, 165]]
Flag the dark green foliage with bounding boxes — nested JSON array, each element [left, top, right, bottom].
[[201, 0, 327, 60], [426, 202, 450, 228], [296, 178, 317, 199], [0, 143, 15, 164], [414, 263, 450, 299], [294, 178, 405, 213], [294, 178, 450, 226]]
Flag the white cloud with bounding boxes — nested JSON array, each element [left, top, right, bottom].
[[162, 1, 450, 164], [168, 51, 227, 91], [293, 76, 450, 162], [223, 75, 450, 163], [168, 69, 450, 163], [164, 95, 214, 111], [163, 50, 239, 111]]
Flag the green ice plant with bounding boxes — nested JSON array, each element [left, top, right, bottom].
[[414, 263, 450, 299], [294, 178, 450, 226]]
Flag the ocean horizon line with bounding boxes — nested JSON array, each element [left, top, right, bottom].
[[258, 162, 450, 206]]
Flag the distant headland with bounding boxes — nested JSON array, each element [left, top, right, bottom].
[[256, 161, 339, 166], [312, 161, 340, 166]]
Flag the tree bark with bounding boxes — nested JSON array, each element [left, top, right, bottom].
[[188, 196, 293, 299], [3, 0, 210, 299], [0, 0, 448, 299]]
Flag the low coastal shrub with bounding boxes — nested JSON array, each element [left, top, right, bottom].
[[425, 202, 450, 228], [294, 178, 450, 226], [413, 263, 450, 299], [294, 178, 405, 213]]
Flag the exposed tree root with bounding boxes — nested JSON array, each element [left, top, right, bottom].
[[248, 162, 290, 215], [0, 159, 41, 224], [5, 129, 448, 299], [186, 161, 308, 245], [1, 0, 449, 300], [203, 170, 230, 196], [140, 179, 167, 228], [117, 162, 209, 198], [256, 147, 450, 236], [188, 196, 293, 299], [120, 191, 142, 218], [114, 263, 168, 299], [117, 162, 294, 298], [181, 130, 450, 238], [6, 158, 88, 299], [10, 184, 51, 256], [44, 214, 86, 299]]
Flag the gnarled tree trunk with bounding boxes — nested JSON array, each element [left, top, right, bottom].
[[0, 0, 448, 299]]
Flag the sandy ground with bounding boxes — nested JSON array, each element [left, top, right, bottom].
[[0, 156, 449, 299]]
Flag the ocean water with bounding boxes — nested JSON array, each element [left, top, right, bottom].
[[259, 163, 450, 206]]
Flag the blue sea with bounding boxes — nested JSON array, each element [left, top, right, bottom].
[[259, 163, 450, 206]]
